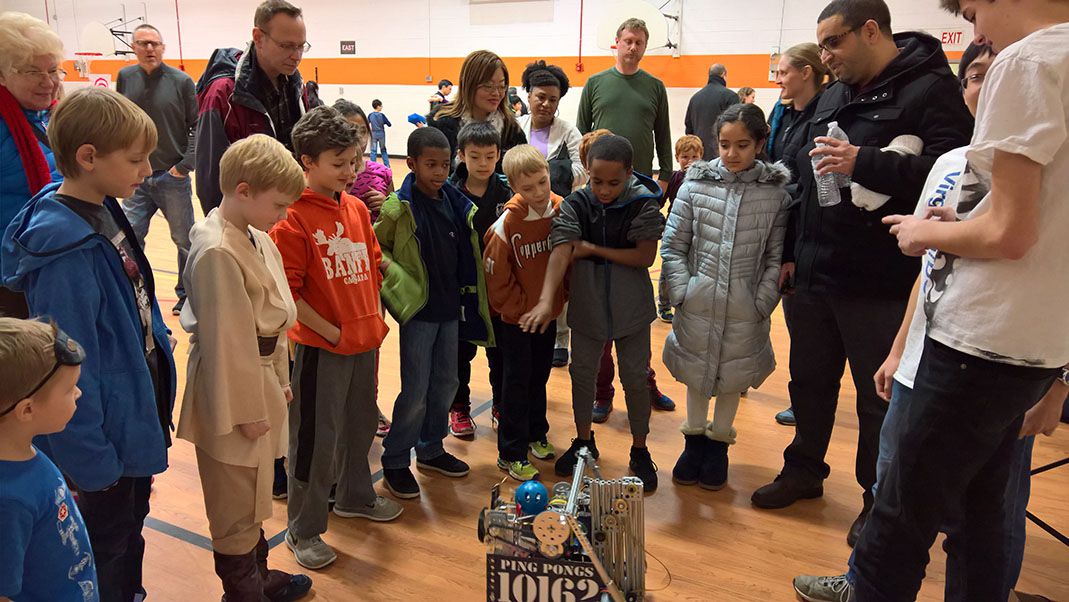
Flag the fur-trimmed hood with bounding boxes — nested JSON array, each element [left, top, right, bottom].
[[686, 158, 793, 187]]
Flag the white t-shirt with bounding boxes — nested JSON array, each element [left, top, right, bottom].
[[926, 23, 1069, 368], [895, 147, 972, 388]]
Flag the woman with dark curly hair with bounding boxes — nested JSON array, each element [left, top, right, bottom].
[[516, 61, 586, 199]]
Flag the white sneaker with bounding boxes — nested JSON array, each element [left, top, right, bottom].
[[333, 495, 403, 522], [285, 531, 336, 570]]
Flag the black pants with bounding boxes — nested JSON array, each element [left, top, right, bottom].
[[76, 476, 153, 602], [781, 290, 904, 507], [0, 286, 29, 318], [853, 338, 1057, 602], [453, 316, 503, 413], [498, 322, 555, 461]]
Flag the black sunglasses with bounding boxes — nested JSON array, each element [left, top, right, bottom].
[[0, 326, 85, 417]]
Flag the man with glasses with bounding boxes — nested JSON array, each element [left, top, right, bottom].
[[195, 0, 318, 214], [117, 24, 197, 316], [750, 0, 972, 549]]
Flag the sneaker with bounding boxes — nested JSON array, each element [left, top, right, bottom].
[[498, 457, 540, 481], [171, 298, 185, 316], [629, 446, 659, 492], [651, 392, 676, 411], [382, 467, 420, 499], [658, 305, 673, 323], [775, 407, 796, 426], [448, 409, 476, 437], [285, 532, 336, 570], [333, 495, 403, 522], [491, 406, 501, 431], [376, 413, 391, 437], [552, 347, 569, 368], [591, 399, 613, 423], [792, 574, 855, 602], [529, 439, 556, 460], [554, 433, 600, 477], [272, 458, 288, 500], [417, 452, 470, 477]]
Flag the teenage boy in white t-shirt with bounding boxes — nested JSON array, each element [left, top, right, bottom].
[[835, 1, 1069, 601]]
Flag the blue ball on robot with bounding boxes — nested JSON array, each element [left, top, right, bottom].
[[514, 480, 549, 515]]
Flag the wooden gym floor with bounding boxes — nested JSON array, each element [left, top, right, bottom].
[[133, 166, 1068, 601]]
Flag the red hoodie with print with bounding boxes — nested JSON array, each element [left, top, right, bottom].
[[270, 188, 389, 355]]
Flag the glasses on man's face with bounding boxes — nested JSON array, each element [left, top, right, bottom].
[[14, 67, 67, 83], [133, 40, 163, 50], [260, 28, 311, 55], [962, 72, 985, 89], [477, 83, 508, 95], [818, 27, 858, 54]]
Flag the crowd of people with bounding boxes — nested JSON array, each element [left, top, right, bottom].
[[1, 0, 1068, 601]]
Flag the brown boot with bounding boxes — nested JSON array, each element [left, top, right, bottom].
[[255, 531, 312, 602], [213, 548, 267, 602]]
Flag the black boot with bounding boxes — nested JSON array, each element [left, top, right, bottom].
[[214, 549, 267, 602], [671, 434, 707, 486], [553, 432, 600, 476], [698, 439, 729, 491], [255, 531, 312, 602]]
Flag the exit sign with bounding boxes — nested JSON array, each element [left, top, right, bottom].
[[340, 40, 356, 55], [935, 29, 967, 50]]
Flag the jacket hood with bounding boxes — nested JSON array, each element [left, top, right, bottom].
[[866, 32, 952, 90], [687, 159, 792, 187], [502, 193, 560, 218], [297, 187, 348, 210], [1, 183, 107, 290], [574, 171, 662, 209]]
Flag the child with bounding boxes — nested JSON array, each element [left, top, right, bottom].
[[368, 99, 392, 167], [521, 134, 664, 491], [270, 106, 402, 571], [1, 87, 177, 602], [0, 319, 98, 602], [657, 134, 704, 323], [448, 121, 510, 437], [177, 135, 312, 600], [662, 103, 789, 491], [375, 127, 494, 499], [484, 145, 566, 481]]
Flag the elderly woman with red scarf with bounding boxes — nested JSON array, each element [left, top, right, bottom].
[[0, 12, 65, 317]]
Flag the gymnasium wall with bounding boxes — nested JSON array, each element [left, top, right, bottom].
[[9, 0, 973, 161]]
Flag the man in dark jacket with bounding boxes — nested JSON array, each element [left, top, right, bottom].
[[194, 0, 317, 214], [751, 0, 973, 545], [685, 64, 738, 161]]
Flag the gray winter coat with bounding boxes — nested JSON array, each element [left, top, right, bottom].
[[661, 159, 791, 398]]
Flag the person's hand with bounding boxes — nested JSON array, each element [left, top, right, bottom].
[[238, 420, 270, 440], [882, 214, 928, 257], [282, 385, 294, 404], [168, 166, 188, 179], [379, 256, 391, 274], [778, 262, 796, 294], [810, 137, 859, 177], [519, 300, 555, 334], [1020, 385, 1066, 438], [571, 240, 596, 260], [874, 352, 902, 402], [326, 325, 342, 346], [923, 206, 958, 222], [362, 189, 387, 211]]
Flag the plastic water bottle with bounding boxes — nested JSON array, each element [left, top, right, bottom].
[[812, 121, 848, 207], [828, 121, 853, 189]]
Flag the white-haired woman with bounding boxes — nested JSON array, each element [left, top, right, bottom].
[[0, 12, 65, 317]]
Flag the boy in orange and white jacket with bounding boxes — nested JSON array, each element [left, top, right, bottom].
[[483, 145, 566, 481]]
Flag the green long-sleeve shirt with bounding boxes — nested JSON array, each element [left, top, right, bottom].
[[576, 67, 673, 181]]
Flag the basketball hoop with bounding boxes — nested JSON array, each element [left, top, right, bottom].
[[74, 52, 103, 78]]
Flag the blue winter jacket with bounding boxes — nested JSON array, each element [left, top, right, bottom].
[[0, 108, 62, 236], [1, 183, 177, 491]]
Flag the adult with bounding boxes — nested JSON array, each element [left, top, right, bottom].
[[428, 79, 452, 113], [427, 50, 527, 173], [766, 43, 835, 427], [117, 24, 198, 316], [684, 64, 735, 161], [195, 0, 317, 214], [0, 12, 64, 318], [750, 0, 973, 551], [577, 18, 673, 189], [737, 87, 756, 104]]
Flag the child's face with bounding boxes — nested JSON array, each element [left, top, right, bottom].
[[407, 146, 451, 196], [238, 184, 297, 231], [345, 115, 371, 154], [717, 122, 760, 173], [458, 143, 499, 183], [86, 137, 154, 198], [959, 0, 1014, 52], [676, 149, 702, 171], [587, 159, 632, 205], [304, 146, 360, 195], [511, 168, 551, 207], [961, 52, 994, 118], [30, 365, 81, 436]]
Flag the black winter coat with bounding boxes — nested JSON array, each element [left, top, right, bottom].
[[685, 75, 740, 161]]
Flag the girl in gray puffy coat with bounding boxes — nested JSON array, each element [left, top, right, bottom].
[[660, 103, 791, 490]]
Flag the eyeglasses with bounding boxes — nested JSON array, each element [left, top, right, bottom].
[[133, 40, 163, 49], [477, 83, 508, 95], [0, 326, 85, 418], [961, 72, 985, 89], [818, 27, 858, 53], [259, 28, 311, 55], [13, 67, 67, 82]]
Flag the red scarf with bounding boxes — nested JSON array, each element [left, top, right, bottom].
[[0, 85, 52, 196]]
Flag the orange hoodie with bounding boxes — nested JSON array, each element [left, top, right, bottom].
[[270, 189, 389, 355], [483, 193, 567, 325]]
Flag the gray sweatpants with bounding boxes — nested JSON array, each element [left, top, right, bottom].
[[569, 328, 652, 437], [287, 344, 378, 539]]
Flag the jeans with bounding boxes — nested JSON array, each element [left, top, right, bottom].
[[75, 476, 152, 602], [382, 319, 459, 469], [847, 380, 1036, 596], [497, 321, 555, 461], [121, 169, 194, 300], [852, 337, 1057, 602], [370, 133, 390, 167]]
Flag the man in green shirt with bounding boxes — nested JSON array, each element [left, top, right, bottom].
[[576, 18, 673, 191]]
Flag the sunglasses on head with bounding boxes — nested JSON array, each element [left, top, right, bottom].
[[0, 326, 85, 417]]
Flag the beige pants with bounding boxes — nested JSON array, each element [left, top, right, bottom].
[[196, 447, 273, 555]]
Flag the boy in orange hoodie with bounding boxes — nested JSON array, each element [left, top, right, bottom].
[[269, 106, 402, 572], [484, 145, 567, 481]]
